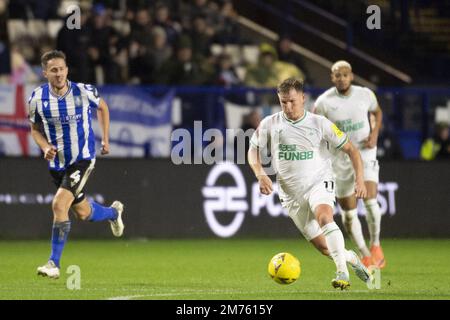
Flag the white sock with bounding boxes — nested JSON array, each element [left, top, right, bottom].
[[322, 222, 349, 276], [344, 250, 358, 266], [341, 208, 371, 257], [328, 250, 358, 266], [364, 198, 381, 246]]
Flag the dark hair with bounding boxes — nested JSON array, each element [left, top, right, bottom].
[[41, 50, 66, 69], [436, 122, 449, 133], [277, 77, 304, 94], [277, 78, 303, 94]]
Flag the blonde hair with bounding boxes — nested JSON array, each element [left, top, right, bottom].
[[331, 60, 352, 72]]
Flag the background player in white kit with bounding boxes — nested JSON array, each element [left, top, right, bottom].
[[248, 78, 372, 289], [314, 61, 385, 269]]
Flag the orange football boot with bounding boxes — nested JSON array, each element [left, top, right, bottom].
[[370, 245, 386, 269], [361, 256, 374, 268]]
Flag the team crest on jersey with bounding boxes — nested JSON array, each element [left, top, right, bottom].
[[274, 128, 283, 137], [43, 101, 49, 108]]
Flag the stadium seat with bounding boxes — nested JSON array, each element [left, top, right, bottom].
[[7, 20, 27, 42], [242, 45, 259, 64], [47, 20, 64, 39], [27, 20, 48, 39]]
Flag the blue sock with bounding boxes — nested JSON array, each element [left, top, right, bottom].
[[49, 221, 71, 268], [88, 201, 118, 222]]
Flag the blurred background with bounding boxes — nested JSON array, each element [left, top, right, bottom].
[[0, 0, 449, 239]]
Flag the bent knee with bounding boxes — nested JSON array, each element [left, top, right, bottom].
[[72, 207, 91, 221], [317, 213, 333, 227], [315, 205, 334, 226], [52, 199, 70, 215]]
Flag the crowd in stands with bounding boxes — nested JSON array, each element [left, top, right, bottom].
[[2, 0, 448, 162], [421, 122, 450, 160], [2, 0, 306, 87]]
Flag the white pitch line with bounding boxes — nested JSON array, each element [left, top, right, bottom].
[[108, 295, 146, 300], [106, 289, 374, 300]]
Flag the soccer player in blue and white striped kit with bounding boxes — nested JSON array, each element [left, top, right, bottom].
[[28, 50, 124, 279]]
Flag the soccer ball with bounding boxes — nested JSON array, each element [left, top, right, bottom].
[[268, 252, 301, 285]]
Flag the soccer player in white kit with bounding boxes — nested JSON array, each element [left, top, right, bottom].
[[314, 61, 385, 269], [248, 78, 372, 290]]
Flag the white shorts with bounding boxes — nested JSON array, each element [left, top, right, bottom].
[[282, 180, 336, 241], [333, 148, 379, 198]]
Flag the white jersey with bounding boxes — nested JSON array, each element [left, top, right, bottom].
[[250, 111, 348, 202], [314, 85, 377, 151], [314, 85, 380, 191]]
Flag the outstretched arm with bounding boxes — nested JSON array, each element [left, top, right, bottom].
[[96, 98, 110, 155], [341, 140, 367, 198]]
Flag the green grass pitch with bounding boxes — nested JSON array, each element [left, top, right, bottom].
[[0, 239, 449, 300]]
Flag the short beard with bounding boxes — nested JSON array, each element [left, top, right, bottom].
[[337, 85, 351, 95]]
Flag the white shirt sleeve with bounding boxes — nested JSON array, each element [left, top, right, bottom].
[[250, 117, 271, 149], [313, 96, 326, 116], [364, 87, 378, 112], [82, 83, 101, 108], [321, 117, 348, 150], [28, 91, 40, 124]]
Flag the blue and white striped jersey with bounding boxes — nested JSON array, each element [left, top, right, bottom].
[[28, 80, 100, 171]]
